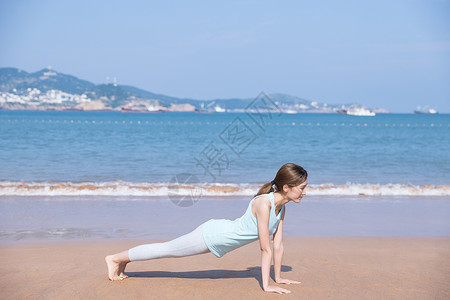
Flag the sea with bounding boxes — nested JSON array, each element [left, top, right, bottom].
[[0, 110, 449, 241]]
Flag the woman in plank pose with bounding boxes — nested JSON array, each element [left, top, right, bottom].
[[106, 163, 307, 294]]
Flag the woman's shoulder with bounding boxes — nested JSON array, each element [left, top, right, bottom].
[[252, 194, 272, 209]]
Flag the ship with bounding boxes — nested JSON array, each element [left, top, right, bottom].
[[121, 106, 164, 113], [336, 106, 375, 116], [346, 107, 376, 116], [195, 101, 223, 113], [414, 106, 438, 114], [147, 106, 164, 113], [214, 105, 226, 113]]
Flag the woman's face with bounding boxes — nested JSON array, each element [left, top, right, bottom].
[[284, 180, 307, 203]]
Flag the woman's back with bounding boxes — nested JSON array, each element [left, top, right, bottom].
[[202, 192, 284, 258]]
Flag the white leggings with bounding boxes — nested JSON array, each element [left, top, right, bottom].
[[128, 224, 210, 261]]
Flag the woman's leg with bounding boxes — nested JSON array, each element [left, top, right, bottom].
[[105, 224, 209, 280], [128, 224, 209, 261]]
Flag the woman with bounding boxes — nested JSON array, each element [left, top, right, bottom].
[[106, 163, 307, 294]]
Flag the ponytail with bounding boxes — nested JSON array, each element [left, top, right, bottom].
[[255, 181, 277, 197]]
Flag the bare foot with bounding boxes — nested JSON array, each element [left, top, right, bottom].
[[118, 261, 129, 279], [105, 255, 125, 281]]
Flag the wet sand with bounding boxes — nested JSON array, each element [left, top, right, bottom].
[[2, 195, 449, 241], [1, 237, 449, 299]]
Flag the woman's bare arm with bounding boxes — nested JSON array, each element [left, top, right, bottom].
[[273, 207, 301, 285], [272, 207, 285, 282], [254, 196, 291, 294]]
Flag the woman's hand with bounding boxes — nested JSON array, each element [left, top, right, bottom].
[[275, 278, 301, 285], [264, 285, 291, 294]]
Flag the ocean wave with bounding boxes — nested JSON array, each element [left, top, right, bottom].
[[0, 181, 449, 197]]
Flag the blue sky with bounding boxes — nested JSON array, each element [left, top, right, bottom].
[[0, 0, 449, 112]]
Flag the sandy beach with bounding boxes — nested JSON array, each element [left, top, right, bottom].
[[1, 237, 449, 299]]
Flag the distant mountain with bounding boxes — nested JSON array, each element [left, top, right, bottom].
[[120, 85, 197, 105], [0, 67, 382, 112], [0, 67, 216, 108], [0, 67, 95, 95], [269, 93, 315, 106]]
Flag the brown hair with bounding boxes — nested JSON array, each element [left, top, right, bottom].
[[255, 163, 308, 196]]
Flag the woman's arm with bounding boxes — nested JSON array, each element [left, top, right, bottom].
[[272, 207, 285, 282], [273, 207, 301, 285], [254, 197, 291, 294]]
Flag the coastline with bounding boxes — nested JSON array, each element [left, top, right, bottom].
[[0, 107, 368, 113], [1, 237, 449, 299]]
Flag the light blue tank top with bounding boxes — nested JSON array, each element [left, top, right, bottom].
[[202, 192, 284, 258]]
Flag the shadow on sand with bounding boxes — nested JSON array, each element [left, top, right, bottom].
[[126, 265, 293, 288]]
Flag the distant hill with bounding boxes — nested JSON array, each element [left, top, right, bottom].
[[0, 67, 379, 112], [0, 67, 95, 95]]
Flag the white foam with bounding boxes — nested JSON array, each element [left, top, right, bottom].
[[0, 181, 449, 197], [309, 183, 450, 196]]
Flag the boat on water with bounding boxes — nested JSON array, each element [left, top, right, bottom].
[[147, 106, 164, 113], [194, 108, 212, 113], [214, 105, 226, 113], [337, 107, 375, 116], [121, 106, 164, 113], [414, 106, 438, 114], [195, 102, 226, 113], [347, 108, 376, 116]]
